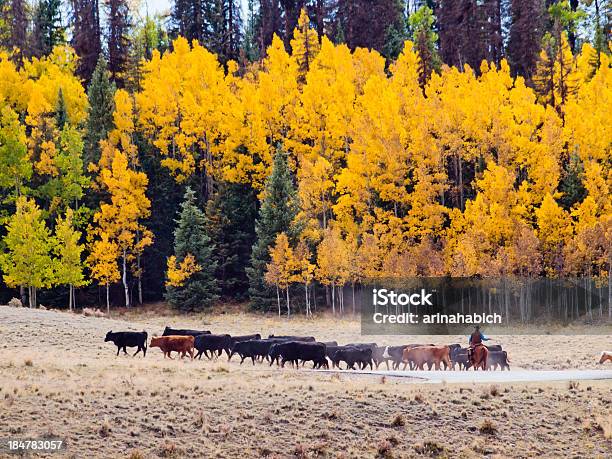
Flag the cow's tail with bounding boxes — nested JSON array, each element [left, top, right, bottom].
[[143, 330, 148, 351], [382, 346, 390, 359], [504, 351, 510, 363]]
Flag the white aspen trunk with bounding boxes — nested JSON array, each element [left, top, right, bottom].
[[137, 254, 143, 305], [352, 283, 356, 315], [69, 284, 73, 311], [286, 287, 290, 316], [331, 283, 335, 315], [28, 286, 34, 308], [305, 283, 309, 316], [122, 250, 130, 308], [276, 285, 281, 317]]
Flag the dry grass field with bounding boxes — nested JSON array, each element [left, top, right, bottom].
[[0, 304, 611, 458]]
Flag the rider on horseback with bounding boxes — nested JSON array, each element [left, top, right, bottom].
[[469, 325, 490, 347], [468, 325, 490, 363]]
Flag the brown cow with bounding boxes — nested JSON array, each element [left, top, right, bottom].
[[402, 346, 451, 371], [150, 335, 195, 359], [599, 351, 612, 364]]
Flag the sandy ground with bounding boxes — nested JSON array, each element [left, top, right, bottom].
[[0, 305, 611, 458]]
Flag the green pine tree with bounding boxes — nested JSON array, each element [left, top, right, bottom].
[[247, 149, 300, 310], [84, 57, 116, 167], [559, 152, 587, 210], [206, 181, 257, 300], [165, 187, 219, 312], [31, 0, 65, 57], [408, 5, 441, 90]]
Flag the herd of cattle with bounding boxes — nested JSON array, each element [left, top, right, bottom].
[[104, 327, 511, 371]]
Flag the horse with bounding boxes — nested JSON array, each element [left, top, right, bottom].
[[469, 344, 489, 370], [599, 351, 612, 364]]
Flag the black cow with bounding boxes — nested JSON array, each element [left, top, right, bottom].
[[325, 345, 347, 368], [230, 334, 261, 346], [332, 347, 373, 370], [104, 330, 147, 357], [194, 334, 232, 359], [450, 346, 471, 370], [321, 341, 338, 347], [162, 326, 211, 337], [345, 342, 377, 349], [269, 342, 328, 369], [268, 334, 316, 342], [229, 339, 282, 364], [487, 351, 510, 371]]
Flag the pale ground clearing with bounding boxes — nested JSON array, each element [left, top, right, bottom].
[[0, 304, 611, 458]]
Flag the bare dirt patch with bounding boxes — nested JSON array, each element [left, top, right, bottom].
[[0, 305, 610, 458]]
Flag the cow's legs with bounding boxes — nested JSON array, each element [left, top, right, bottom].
[[123, 346, 128, 355], [116, 346, 121, 356], [133, 347, 142, 357]]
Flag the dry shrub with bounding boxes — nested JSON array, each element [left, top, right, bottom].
[[99, 418, 111, 437], [390, 413, 405, 427], [376, 439, 394, 459], [593, 415, 612, 439], [8, 298, 22, 308], [159, 440, 183, 458], [83, 307, 106, 318], [212, 366, 229, 373], [414, 441, 445, 457], [489, 384, 500, 397], [479, 419, 498, 436], [24, 358, 33, 367], [292, 443, 307, 459], [568, 380, 579, 390], [414, 392, 424, 403], [127, 450, 145, 459]]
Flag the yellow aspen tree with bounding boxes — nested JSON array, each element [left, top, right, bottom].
[[137, 37, 232, 194], [292, 240, 316, 316], [87, 233, 120, 314], [91, 151, 152, 307], [316, 227, 349, 315], [264, 233, 296, 316], [165, 254, 202, 287], [535, 193, 573, 275]]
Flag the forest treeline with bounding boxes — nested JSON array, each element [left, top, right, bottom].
[[0, 1, 610, 315]]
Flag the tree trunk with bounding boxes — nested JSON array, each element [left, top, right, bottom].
[[69, 284, 73, 311], [106, 284, 110, 316], [286, 287, 290, 316], [331, 284, 335, 315], [21, 285, 27, 308], [137, 254, 143, 305], [276, 285, 281, 317], [122, 250, 130, 307]]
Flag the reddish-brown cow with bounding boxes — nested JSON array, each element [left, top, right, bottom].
[[402, 346, 451, 371], [150, 335, 195, 359]]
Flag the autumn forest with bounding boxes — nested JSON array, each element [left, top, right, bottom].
[[0, 0, 610, 317]]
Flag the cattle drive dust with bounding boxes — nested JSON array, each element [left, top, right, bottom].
[[0, 305, 611, 458]]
